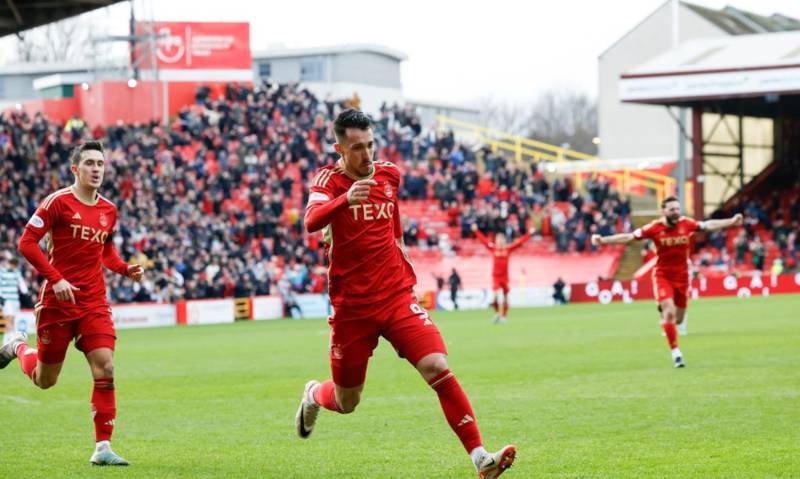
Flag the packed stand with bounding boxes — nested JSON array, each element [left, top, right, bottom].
[[0, 82, 357, 305], [690, 184, 800, 276], [390, 129, 633, 255], [1, 84, 631, 305]]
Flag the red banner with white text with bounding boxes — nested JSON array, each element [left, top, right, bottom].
[[135, 21, 252, 81], [570, 273, 800, 304]]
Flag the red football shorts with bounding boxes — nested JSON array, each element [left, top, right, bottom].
[[653, 276, 689, 309], [328, 289, 447, 388], [492, 276, 509, 292], [36, 307, 116, 364]]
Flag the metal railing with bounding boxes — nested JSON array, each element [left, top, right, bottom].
[[437, 115, 680, 205]]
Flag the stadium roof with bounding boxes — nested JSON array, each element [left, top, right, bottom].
[[252, 44, 408, 62], [619, 31, 800, 115], [0, 0, 125, 38], [600, 2, 800, 59], [684, 2, 800, 34], [624, 31, 800, 77]]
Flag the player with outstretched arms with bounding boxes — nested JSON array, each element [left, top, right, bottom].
[[591, 196, 742, 367], [0, 141, 143, 465], [295, 109, 516, 478], [471, 224, 532, 324]]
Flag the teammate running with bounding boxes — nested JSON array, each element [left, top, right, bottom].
[[591, 196, 742, 367], [295, 109, 516, 478], [471, 224, 532, 323], [0, 141, 143, 465]]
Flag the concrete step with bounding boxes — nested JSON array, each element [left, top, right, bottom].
[[616, 208, 659, 280], [614, 243, 644, 280]]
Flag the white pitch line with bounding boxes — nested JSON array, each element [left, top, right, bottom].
[[1, 395, 40, 405]]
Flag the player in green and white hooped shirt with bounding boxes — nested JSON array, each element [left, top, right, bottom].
[[0, 253, 28, 345]]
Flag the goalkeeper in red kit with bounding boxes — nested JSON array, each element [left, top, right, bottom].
[[0, 141, 143, 465], [591, 196, 742, 368], [471, 224, 532, 324], [294, 109, 516, 478]]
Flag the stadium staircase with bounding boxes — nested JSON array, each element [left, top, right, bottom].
[[611, 195, 661, 280], [614, 212, 659, 280]]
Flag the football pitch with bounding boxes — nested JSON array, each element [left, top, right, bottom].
[[1, 295, 798, 478]]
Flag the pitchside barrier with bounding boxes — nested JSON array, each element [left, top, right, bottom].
[[434, 287, 556, 310], [14, 295, 284, 333], [289, 294, 332, 319], [11, 273, 800, 333], [569, 272, 800, 304]]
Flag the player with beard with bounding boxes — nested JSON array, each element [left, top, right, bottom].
[[591, 196, 742, 367], [295, 109, 516, 478]]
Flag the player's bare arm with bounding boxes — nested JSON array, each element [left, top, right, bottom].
[[701, 213, 743, 232], [591, 232, 635, 246]]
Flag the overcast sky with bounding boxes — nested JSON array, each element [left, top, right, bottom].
[[2, 0, 799, 104]]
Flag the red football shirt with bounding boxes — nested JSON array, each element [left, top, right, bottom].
[[305, 160, 416, 307], [633, 216, 703, 281], [19, 187, 129, 322], [473, 229, 531, 279]]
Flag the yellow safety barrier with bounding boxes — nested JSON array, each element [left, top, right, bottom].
[[439, 116, 596, 163], [437, 115, 678, 203], [575, 170, 676, 207], [685, 181, 694, 214]]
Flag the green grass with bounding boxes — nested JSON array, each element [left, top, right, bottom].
[[1, 295, 798, 478]]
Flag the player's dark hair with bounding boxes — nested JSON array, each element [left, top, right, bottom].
[[333, 109, 372, 142], [70, 141, 104, 166], [661, 196, 679, 208]]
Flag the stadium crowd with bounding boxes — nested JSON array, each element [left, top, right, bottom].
[[2, 81, 795, 304], [689, 187, 800, 276]]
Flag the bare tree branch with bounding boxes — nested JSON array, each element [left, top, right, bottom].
[[478, 89, 598, 154], [14, 16, 94, 63]]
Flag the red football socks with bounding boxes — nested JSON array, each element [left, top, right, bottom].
[[428, 369, 483, 453], [661, 321, 678, 350], [15, 343, 37, 380], [92, 378, 116, 442], [501, 302, 508, 317], [313, 380, 343, 413]]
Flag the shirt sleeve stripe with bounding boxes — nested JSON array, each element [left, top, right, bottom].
[[313, 169, 333, 187], [41, 189, 71, 210], [315, 169, 335, 188]]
